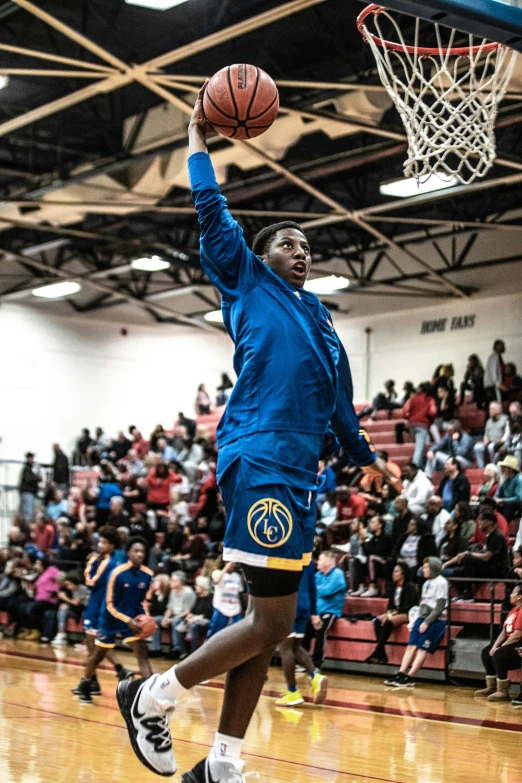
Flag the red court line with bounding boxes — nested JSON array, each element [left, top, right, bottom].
[[2, 646, 521, 734], [0, 698, 401, 783]]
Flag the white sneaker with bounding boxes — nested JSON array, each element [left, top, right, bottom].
[[51, 632, 68, 647], [351, 586, 366, 596], [117, 675, 177, 776], [360, 587, 379, 598], [331, 543, 351, 553]]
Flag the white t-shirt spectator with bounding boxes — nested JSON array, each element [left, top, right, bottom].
[[420, 574, 449, 617], [402, 470, 434, 516], [212, 569, 243, 617]]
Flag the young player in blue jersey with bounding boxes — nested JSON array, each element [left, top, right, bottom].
[[72, 526, 133, 699], [118, 84, 397, 782], [274, 560, 328, 707], [78, 537, 154, 704]]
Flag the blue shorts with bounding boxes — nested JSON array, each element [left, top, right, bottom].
[[290, 614, 309, 638], [408, 617, 447, 654], [218, 432, 322, 573], [206, 609, 242, 640], [96, 617, 140, 648], [83, 594, 103, 635]]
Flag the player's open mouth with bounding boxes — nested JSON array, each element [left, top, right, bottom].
[[292, 262, 306, 276]]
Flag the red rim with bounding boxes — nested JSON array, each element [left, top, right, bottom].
[[357, 3, 499, 55]]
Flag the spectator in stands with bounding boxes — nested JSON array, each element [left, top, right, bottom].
[[444, 510, 509, 600], [45, 488, 68, 522], [470, 498, 510, 546], [392, 496, 413, 541], [46, 573, 89, 646], [500, 362, 522, 400], [96, 475, 123, 528], [182, 575, 213, 657], [402, 381, 415, 404], [150, 425, 167, 453], [433, 375, 456, 432], [439, 518, 469, 575], [381, 483, 399, 517], [93, 427, 111, 455], [399, 383, 437, 468], [329, 487, 368, 543], [474, 582, 522, 702], [147, 574, 171, 657], [366, 563, 418, 665], [17, 557, 61, 641], [160, 517, 186, 570], [425, 420, 475, 479], [484, 339, 506, 403], [474, 402, 510, 467], [473, 463, 499, 504], [359, 515, 393, 597], [74, 428, 93, 466], [337, 519, 367, 595], [161, 571, 196, 659], [401, 462, 434, 516], [385, 557, 448, 687], [436, 457, 470, 511], [19, 452, 39, 525], [216, 374, 234, 406], [459, 354, 485, 407], [110, 431, 132, 463], [453, 501, 476, 541], [131, 430, 150, 460], [125, 449, 144, 477], [358, 379, 402, 420], [52, 444, 69, 492], [421, 495, 451, 548], [207, 561, 244, 639], [496, 421, 522, 470], [359, 450, 401, 499], [156, 437, 176, 464], [32, 512, 56, 554], [496, 455, 522, 520], [145, 462, 181, 513], [177, 411, 197, 439], [177, 437, 204, 483], [390, 518, 436, 578], [169, 523, 206, 575], [195, 383, 211, 415], [303, 551, 346, 671], [501, 549, 522, 621]]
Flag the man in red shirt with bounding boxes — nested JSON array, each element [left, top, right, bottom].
[[32, 513, 55, 554], [401, 383, 437, 468]]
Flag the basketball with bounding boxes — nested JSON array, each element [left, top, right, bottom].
[[133, 614, 157, 640], [203, 64, 279, 140]]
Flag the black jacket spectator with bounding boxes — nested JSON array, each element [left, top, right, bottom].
[[363, 531, 393, 560], [385, 579, 418, 614], [52, 446, 69, 486], [436, 473, 470, 510], [392, 531, 437, 571], [20, 459, 39, 495]]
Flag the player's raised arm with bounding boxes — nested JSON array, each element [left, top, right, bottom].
[[331, 342, 399, 484], [188, 84, 256, 297]]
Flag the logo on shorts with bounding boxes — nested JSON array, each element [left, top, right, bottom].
[[247, 498, 293, 548]]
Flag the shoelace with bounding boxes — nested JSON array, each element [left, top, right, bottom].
[[141, 713, 173, 752]]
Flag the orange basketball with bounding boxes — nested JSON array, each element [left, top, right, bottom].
[[134, 614, 157, 640], [203, 64, 279, 140]]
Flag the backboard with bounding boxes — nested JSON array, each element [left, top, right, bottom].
[[360, 0, 522, 51]]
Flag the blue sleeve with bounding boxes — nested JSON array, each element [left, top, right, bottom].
[[189, 152, 258, 299], [330, 342, 377, 467], [432, 434, 449, 453], [316, 569, 346, 598]]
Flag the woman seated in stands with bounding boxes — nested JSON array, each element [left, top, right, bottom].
[[169, 523, 206, 575], [17, 557, 61, 642], [358, 516, 393, 598], [453, 501, 476, 541], [388, 518, 436, 583], [459, 353, 485, 408], [366, 563, 418, 665], [474, 581, 522, 703], [384, 557, 448, 687], [439, 518, 469, 577], [472, 463, 499, 505]]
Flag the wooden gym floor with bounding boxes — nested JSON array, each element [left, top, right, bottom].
[[0, 640, 521, 783]]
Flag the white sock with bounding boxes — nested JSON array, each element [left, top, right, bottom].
[[213, 732, 244, 760], [148, 665, 188, 703]]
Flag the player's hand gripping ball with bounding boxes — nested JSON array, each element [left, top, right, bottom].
[[133, 614, 157, 639], [203, 64, 279, 140]]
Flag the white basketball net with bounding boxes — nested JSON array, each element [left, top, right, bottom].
[[359, 8, 517, 184]]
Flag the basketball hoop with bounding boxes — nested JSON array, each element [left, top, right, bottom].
[[357, 4, 517, 184]]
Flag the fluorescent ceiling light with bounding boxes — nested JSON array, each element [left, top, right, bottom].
[[0, 76, 9, 90], [304, 275, 350, 295], [380, 176, 458, 198], [204, 309, 224, 323], [131, 255, 171, 272], [125, 0, 190, 9], [32, 281, 81, 299]]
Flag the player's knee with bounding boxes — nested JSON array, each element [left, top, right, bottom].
[[254, 611, 293, 646]]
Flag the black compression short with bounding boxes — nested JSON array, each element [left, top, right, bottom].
[[242, 565, 303, 598]]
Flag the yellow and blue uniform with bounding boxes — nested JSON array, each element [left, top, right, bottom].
[[96, 562, 153, 648], [190, 151, 376, 572], [82, 552, 118, 635]]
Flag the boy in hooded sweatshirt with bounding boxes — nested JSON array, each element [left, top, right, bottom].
[[384, 556, 448, 687]]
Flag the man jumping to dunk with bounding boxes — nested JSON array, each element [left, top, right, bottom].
[[117, 83, 396, 783]]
